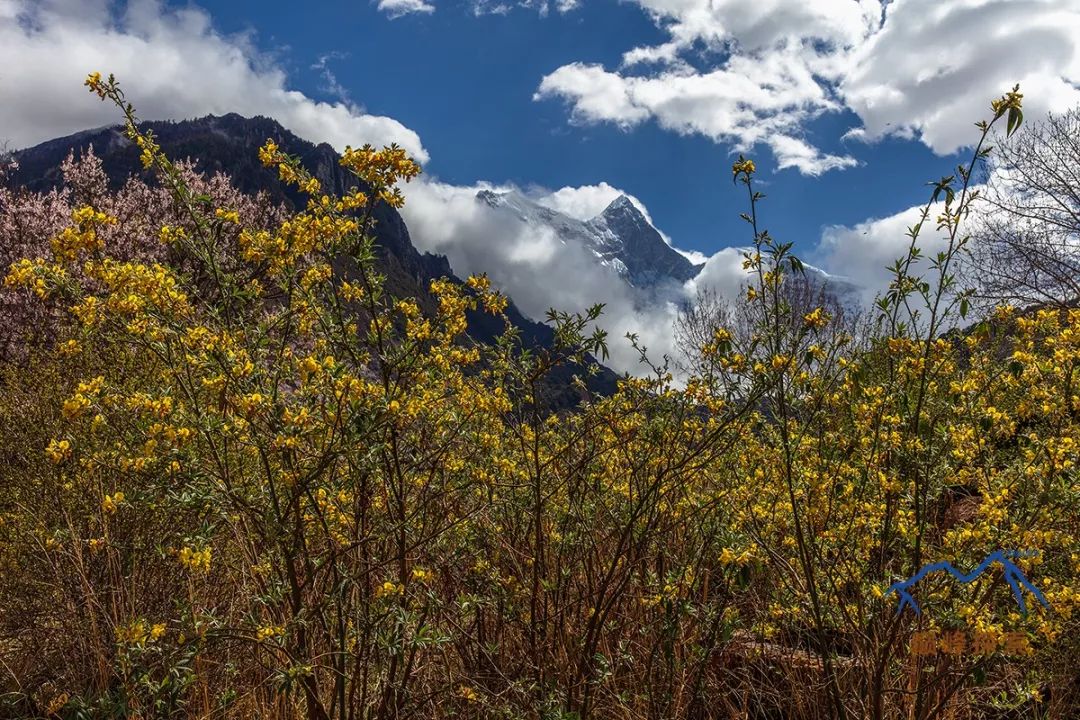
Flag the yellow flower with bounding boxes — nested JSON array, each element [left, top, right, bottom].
[[84, 71, 104, 97], [256, 624, 285, 641], [102, 492, 124, 514], [178, 545, 212, 573], [732, 156, 756, 177], [258, 139, 280, 167], [45, 438, 72, 464], [466, 274, 490, 292], [116, 618, 165, 646], [62, 393, 91, 421], [803, 307, 830, 330], [214, 208, 240, 224], [45, 692, 69, 716], [376, 580, 403, 598]]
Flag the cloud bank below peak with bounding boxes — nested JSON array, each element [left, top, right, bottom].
[[0, 0, 428, 162], [399, 177, 726, 373]]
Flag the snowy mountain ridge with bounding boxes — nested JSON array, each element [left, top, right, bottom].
[[476, 188, 703, 291], [474, 188, 864, 314]]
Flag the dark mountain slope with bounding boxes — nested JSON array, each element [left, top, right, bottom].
[[12, 113, 617, 406], [594, 194, 703, 286]]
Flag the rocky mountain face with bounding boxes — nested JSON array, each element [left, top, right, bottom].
[[477, 188, 703, 291], [592, 195, 703, 285], [10, 113, 618, 406]]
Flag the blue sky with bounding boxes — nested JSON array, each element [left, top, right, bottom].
[[197, 0, 964, 258]]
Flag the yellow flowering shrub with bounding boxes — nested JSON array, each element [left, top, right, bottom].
[[0, 76, 1075, 720]]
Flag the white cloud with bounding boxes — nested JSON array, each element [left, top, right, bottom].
[[311, 51, 352, 104], [814, 200, 949, 309], [535, 48, 860, 176], [531, 181, 691, 250], [768, 134, 859, 176], [0, 0, 428, 161], [684, 247, 753, 299], [533, 0, 881, 174], [535, 0, 1080, 173], [841, 0, 1080, 155], [377, 0, 435, 19], [470, 0, 579, 17], [620, 0, 879, 58], [675, 247, 708, 265], [534, 181, 650, 222]]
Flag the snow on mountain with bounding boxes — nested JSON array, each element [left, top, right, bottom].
[[476, 188, 702, 293], [474, 188, 863, 315]]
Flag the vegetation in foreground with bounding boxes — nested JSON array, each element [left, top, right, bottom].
[[0, 75, 1076, 719]]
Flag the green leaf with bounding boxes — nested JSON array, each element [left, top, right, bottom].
[[1007, 108, 1023, 137]]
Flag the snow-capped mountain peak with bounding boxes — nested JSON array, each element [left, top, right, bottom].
[[471, 188, 864, 315], [601, 194, 637, 215], [475, 189, 701, 290]]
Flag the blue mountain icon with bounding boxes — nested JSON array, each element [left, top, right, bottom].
[[885, 551, 1051, 616]]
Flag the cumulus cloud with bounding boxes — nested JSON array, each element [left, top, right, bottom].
[[532, 181, 650, 221], [534, 1, 877, 175], [768, 135, 859, 175], [814, 200, 950, 309], [0, 0, 428, 161], [377, 0, 435, 19], [684, 247, 753, 300], [535, 49, 860, 176], [535, 0, 1080, 173], [621, 0, 879, 56], [537, 53, 859, 175], [841, 0, 1080, 155]]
